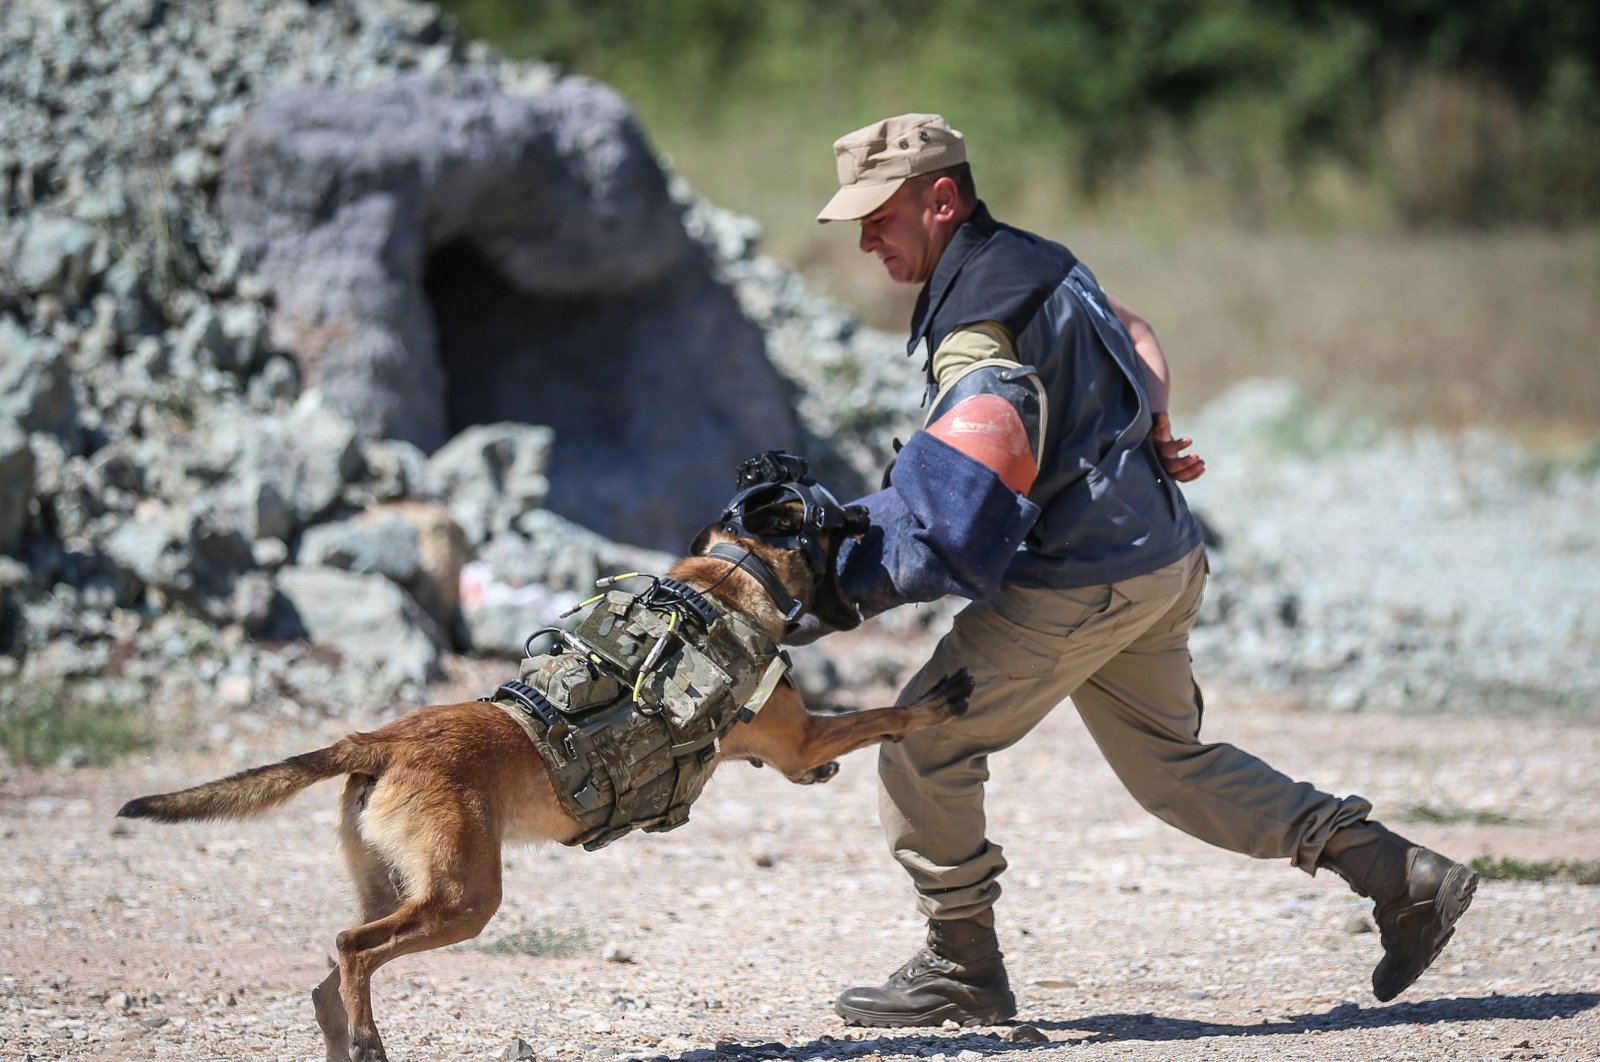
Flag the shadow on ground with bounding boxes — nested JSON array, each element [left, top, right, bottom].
[[1032, 992, 1600, 1045], [666, 993, 1599, 1059]]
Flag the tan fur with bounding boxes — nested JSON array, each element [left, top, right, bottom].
[[118, 526, 969, 1062]]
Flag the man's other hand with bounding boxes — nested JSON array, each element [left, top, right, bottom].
[[1151, 412, 1206, 482]]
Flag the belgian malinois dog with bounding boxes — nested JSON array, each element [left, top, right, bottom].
[[118, 459, 971, 1062]]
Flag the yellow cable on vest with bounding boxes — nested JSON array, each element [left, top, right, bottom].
[[632, 610, 680, 702]]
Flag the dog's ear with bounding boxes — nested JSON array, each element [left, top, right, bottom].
[[689, 521, 722, 556]]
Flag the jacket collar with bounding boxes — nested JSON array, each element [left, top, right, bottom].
[[906, 199, 999, 357]]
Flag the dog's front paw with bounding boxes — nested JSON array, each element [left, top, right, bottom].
[[789, 761, 840, 785], [914, 668, 974, 717]]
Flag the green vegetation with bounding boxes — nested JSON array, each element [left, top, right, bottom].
[[1401, 804, 1520, 828], [432, 1, 1600, 449], [473, 925, 594, 957], [1470, 856, 1600, 886], [0, 681, 155, 768], [437, 0, 1600, 230], [1254, 393, 1385, 459]]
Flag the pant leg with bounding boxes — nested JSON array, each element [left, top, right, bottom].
[[1068, 546, 1371, 872], [880, 544, 1374, 920], [879, 566, 1198, 919]]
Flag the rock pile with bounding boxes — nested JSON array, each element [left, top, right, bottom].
[[0, 0, 817, 747], [2, 0, 1594, 770]]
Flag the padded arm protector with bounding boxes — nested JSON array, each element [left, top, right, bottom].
[[834, 430, 1041, 620]]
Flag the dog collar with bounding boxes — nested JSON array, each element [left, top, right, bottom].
[[705, 542, 801, 622]]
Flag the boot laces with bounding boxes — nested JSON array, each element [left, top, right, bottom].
[[891, 947, 954, 985]]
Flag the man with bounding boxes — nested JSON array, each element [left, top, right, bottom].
[[808, 113, 1477, 1027]]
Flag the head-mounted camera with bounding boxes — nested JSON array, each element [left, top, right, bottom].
[[720, 451, 870, 574]]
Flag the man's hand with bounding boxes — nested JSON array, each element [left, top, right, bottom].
[[1151, 412, 1206, 482]]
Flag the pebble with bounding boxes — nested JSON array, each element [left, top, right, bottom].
[[1004, 1025, 1048, 1043]]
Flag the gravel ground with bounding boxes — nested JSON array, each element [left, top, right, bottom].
[[4, 671, 1598, 1062], [1180, 381, 1600, 717]]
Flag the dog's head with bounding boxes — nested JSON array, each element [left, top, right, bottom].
[[690, 452, 870, 634]]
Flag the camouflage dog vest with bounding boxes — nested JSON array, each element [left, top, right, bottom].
[[485, 575, 789, 851]]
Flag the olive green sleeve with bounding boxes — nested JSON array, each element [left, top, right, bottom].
[[929, 320, 1019, 389]]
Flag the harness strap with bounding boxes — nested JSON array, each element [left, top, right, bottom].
[[491, 680, 563, 729], [706, 542, 801, 621], [655, 577, 721, 627], [739, 653, 791, 721]]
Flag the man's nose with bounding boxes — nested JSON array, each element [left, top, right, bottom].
[[858, 226, 876, 253]]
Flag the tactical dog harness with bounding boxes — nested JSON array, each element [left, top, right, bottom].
[[483, 567, 791, 851]]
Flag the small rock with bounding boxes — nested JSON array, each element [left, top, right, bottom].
[[500, 1038, 537, 1061], [601, 941, 633, 964], [1005, 1025, 1048, 1043], [1344, 915, 1373, 935], [217, 673, 254, 709]]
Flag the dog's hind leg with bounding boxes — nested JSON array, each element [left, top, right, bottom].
[[335, 869, 504, 1061], [336, 787, 505, 1062], [311, 965, 348, 1062], [314, 775, 403, 1062]]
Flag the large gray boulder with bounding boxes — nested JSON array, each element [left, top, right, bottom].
[[297, 501, 469, 632], [219, 71, 801, 551], [269, 566, 446, 686], [428, 422, 553, 546]]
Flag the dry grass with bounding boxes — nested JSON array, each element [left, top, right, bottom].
[[650, 107, 1598, 453], [775, 218, 1600, 452]]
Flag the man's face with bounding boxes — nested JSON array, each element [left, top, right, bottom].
[[857, 180, 947, 286]]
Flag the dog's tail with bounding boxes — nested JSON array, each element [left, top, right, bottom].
[[117, 737, 387, 823]]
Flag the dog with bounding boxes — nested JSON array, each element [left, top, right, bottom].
[[117, 456, 971, 1062]]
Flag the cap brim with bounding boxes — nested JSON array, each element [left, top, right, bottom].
[[815, 178, 905, 223]]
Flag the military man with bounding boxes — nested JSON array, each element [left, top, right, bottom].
[[808, 112, 1477, 1026]]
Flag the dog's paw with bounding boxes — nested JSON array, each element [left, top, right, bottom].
[[349, 1038, 389, 1062], [916, 668, 974, 717], [789, 761, 840, 785]]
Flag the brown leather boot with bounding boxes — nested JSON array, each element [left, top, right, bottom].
[[1320, 822, 1478, 1002], [834, 913, 1017, 1027]]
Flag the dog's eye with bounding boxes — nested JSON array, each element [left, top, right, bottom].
[[747, 505, 801, 535]]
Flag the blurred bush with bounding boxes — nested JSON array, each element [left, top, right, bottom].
[[436, 0, 1599, 229]]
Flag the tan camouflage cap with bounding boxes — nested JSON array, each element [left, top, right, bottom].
[[816, 113, 966, 223]]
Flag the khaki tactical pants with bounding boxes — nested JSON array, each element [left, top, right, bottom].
[[881, 544, 1372, 920]]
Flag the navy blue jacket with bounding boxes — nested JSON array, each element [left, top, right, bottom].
[[836, 202, 1202, 618]]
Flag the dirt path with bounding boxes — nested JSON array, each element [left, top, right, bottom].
[[5, 684, 1598, 1061]]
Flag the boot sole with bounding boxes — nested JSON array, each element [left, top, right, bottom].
[[834, 998, 1017, 1028], [1373, 863, 1478, 1002]]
